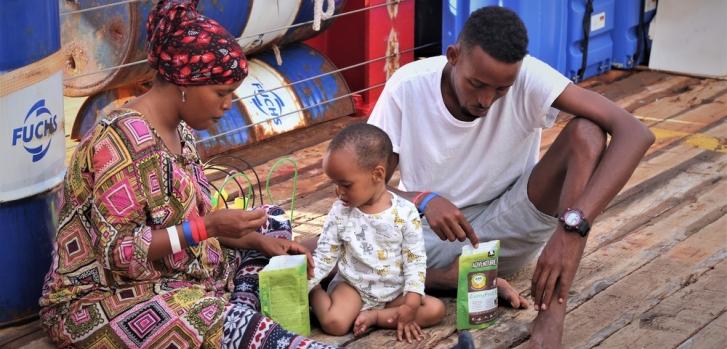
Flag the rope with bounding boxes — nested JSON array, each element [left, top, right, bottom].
[[60, 0, 143, 16], [313, 0, 336, 31], [265, 157, 299, 223], [272, 44, 283, 66], [0, 51, 66, 97]]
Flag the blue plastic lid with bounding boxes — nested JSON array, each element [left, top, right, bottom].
[[0, 0, 61, 71]]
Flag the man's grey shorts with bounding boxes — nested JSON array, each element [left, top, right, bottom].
[[423, 168, 559, 277]]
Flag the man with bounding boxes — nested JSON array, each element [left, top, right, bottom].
[[366, 6, 654, 348]]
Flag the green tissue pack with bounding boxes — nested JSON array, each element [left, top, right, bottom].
[[259, 254, 310, 336], [456, 240, 500, 330]]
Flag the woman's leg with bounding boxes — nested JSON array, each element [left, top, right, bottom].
[[223, 205, 338, 349]]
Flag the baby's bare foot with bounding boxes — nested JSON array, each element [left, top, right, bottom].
[[353, 311, 378, 336]]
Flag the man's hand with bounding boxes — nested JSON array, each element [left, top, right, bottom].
[[396, 304, 422, 343], [255, 235, 315, 278], [531, 228, 586, 311], [424, 196, 479, 247]]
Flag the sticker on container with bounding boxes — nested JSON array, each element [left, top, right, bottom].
[[645, 0, 657, 12], [591, 11, 606, 32]]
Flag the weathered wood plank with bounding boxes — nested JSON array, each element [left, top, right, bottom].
[[510, 141, 727, 297], [597, 255, 727, 348], [539, 73, 708, 155], [0, 320, 53, 349], [341, 299, 458, 349], [632, 78, 727, 124], [562, 214, 727, 348], [208, 115, 364, 165], [675, 311, 727, 349], [432, 163, 725, 349]]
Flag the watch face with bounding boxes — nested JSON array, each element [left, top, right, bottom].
[[564, 211, 582, 226]]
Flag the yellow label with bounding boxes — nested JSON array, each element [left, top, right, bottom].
[[470, 273, 487, 290]]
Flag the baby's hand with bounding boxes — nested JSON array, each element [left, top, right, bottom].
[[396, 304, 422, 343]]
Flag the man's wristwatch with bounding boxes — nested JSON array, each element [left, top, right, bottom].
[[559, 208, 591, 237]]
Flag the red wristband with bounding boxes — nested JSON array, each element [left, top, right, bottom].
[[191, 218, 200, 244], [412, 191, 430, 207], [196, 217, 208, 241]]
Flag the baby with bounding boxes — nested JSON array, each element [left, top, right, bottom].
[[308, 124, 445, 343]]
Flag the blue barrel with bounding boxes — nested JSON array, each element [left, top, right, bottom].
[[195, 100, 255, 159], [566, 0, 616, 82], [195, 43, 355, 158], [280, 0, 348, 45], [70, 44, 354, 159], [71, 83, 150, 141], [61, 0, 346, 97], [612, 0, 657, 69], [0, 0, 63, 327]]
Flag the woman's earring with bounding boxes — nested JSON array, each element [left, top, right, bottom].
[[181, 90, 186, 103]]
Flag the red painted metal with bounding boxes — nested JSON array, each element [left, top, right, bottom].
[[304, 0, 415, 116]]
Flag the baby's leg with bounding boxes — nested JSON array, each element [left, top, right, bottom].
[[353, 307, 395, 336], [354, 294, 446, 335], [310, 282, 362, 336], [386, 294, 447, 327]]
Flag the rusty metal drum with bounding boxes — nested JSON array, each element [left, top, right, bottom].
[[195, 43, 355, 157], [60, 0, 347, 97], [70, 44, 353, 159]]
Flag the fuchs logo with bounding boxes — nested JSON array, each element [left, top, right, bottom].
[[250, 82, 284, 125], [12, 99, 58, 162]]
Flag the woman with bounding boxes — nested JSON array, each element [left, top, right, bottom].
[[39, 1, 336, 348]]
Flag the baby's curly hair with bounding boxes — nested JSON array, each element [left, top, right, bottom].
[[328, 123, 392, 170], [459, 6, 529, 63]]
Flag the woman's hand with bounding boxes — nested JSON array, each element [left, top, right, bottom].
[[255, 235, 315, 278], [204, 207, 267, 239]]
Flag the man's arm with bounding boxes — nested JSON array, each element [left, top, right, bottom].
[[552, 84, 655, 222], [385, 153, 420, 201], [533, 83, 654, 309], [385, 153, 479, 246]]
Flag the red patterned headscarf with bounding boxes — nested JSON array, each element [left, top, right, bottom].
[[146, 0, 248, 85]]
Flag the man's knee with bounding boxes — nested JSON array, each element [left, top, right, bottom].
[[565, 118, 607, 160]]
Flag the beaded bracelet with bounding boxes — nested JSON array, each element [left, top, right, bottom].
[[182, 220, 196, 247], [417, 192, 440, 215]]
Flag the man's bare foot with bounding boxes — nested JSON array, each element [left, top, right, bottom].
[[353, 310, 394, 336], [497, 278, 529, 309], [526, 299, 566, 349]]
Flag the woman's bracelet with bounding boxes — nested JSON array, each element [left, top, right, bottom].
[[194, 216, 209, 241], [166, 226, 182, 254], [182, 220, 197, 247]]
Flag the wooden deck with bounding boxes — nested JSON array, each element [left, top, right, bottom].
[[2, 69, 725, 348]]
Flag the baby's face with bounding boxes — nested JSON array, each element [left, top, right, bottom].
[[323, 148, 380, 208]]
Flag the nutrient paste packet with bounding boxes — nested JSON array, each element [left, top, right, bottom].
[[457, 240, 500, 330]]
